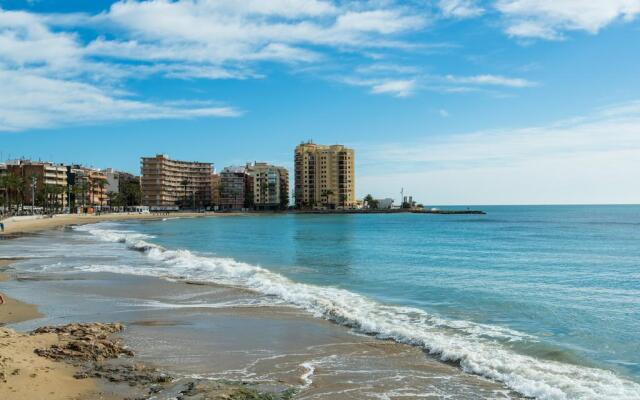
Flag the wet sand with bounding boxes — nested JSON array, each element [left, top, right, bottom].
[[0, 259, 43, 325], [0, 258, 100, 400], [1, 262, 522, 399]]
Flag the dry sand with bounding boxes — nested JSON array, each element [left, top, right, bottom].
[[0, 211, 247, 236], [0, 258, 98, 399], [0, 327, 99, 400]]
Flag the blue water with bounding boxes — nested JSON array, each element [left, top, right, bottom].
[[8, 205, 639, 399], [133, 206, 640, 380]]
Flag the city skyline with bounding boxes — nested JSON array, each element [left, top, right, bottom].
[[2, 1, 640, 204]]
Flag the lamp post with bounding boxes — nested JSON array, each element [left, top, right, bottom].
[[31, 175, 37, 215]]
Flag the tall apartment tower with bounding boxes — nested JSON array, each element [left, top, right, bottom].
[[246, 162, 289, 210], [140, 154, 213, 209], [294, 142, 355, 209]]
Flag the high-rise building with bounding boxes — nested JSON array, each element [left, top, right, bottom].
[[246, 162, 289, 210], [294, 142, 355, 209], [7, 159, 68, 208], [210, 173, 220, 208], [140, 154, 213, 209], [219, 166, 252, 210]]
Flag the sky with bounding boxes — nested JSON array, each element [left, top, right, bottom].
[[1, 0, 639, 205]]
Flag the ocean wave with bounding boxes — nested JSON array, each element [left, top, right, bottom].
[[72, 224, 640, 400]]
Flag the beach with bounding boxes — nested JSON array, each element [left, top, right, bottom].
[[0, 211, 236, 236], [0, 256, 518, 399], [2, 207, 640, 399]]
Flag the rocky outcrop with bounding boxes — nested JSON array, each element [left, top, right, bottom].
[[32, 323, 133, 363], [29, 322, 296, 400]]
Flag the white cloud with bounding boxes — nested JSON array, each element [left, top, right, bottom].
[[439, 0, 484, 18], [358, 101, 640, 204], [0, 70, 241, 132], [446, 74, 537, 87], [371, 79, 417, 97], [340, 77, 418, 98], [495, 0, 640, 39], [0, 0, 434, 129]]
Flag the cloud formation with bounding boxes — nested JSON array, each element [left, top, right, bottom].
[[0, 1, 435, 130]]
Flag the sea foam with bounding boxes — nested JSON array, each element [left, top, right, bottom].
[[73, 224, 640, 400]]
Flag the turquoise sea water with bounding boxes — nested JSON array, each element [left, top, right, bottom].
[[4, 205, 640, 399]]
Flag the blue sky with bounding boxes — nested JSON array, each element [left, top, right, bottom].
[[1, 0, 640, 204]]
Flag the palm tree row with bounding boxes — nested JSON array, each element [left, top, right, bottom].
[[0, 173, 67, 215]]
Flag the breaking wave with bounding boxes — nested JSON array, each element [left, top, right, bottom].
[[73, 224, 640, 400]]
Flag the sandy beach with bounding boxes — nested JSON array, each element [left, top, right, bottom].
[[0, 211, 245, 236], [0, 258, 98, 400]]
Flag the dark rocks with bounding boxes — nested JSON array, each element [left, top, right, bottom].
[[74, 362, 171, 386], [32, 323, 133, 363], [29, 322, 296, 400]]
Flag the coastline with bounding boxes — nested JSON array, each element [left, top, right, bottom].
[[0, 211, 244, 236], [0, 245, 524, 399], [0, 258, 98, 399]]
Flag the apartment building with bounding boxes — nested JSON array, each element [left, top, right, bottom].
[[294, 142, 355, 209], [140, 154, 213, 209], [7, 160, 68, 208], [66, 166, 108, 209], [210, 173, 220, 208], [246, 162, 289, 210], [219, 166, 252, 210]]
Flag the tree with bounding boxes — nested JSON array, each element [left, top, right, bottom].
[[363, 194, 378, 209], [180, 178, 190, 209], [93, 178, 108, 207], [107, 191, 122, 208]]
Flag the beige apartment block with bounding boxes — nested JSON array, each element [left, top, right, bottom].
[[246, 162, 289, 210], [294, 142, 355, 209], [141, 154, 213, 209]]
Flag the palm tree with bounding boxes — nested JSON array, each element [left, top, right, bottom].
[[8, 174, 26, 213], [93, 178, 108, 207], [180, 178, 190, 209]]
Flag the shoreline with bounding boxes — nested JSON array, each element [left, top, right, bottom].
[[0, 250, 523, 399], [0, 259, 43, 325], [0, 258, 298, 399], [0, 208, 487, 237], [0, 211, 243, 236], [1, 258, 99, 399]]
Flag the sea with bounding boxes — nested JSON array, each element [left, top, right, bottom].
[[2, 205, 640, 399]]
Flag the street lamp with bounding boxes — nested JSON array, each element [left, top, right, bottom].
[[31, 175, 38, 215]]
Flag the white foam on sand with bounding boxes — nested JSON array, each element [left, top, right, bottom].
[[71, 224, 640, 400]]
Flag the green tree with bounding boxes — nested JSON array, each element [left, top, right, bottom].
[[180, 178, 190, 209], [363, 194, 378, 209], [93, 178, 108, 207]]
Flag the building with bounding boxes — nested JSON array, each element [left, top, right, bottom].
[[88, 169, 108, 207], [66, 166, 108, 209], [7, 159, 68, 209], [294, 142, 355, 209], [210, 173, 220, 208], [219, 166, 252, 210], [102, 168, 120, 194], [140, 154, 213, 210], [246, 162, 289, 210], [377, 198, 395, 209]]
